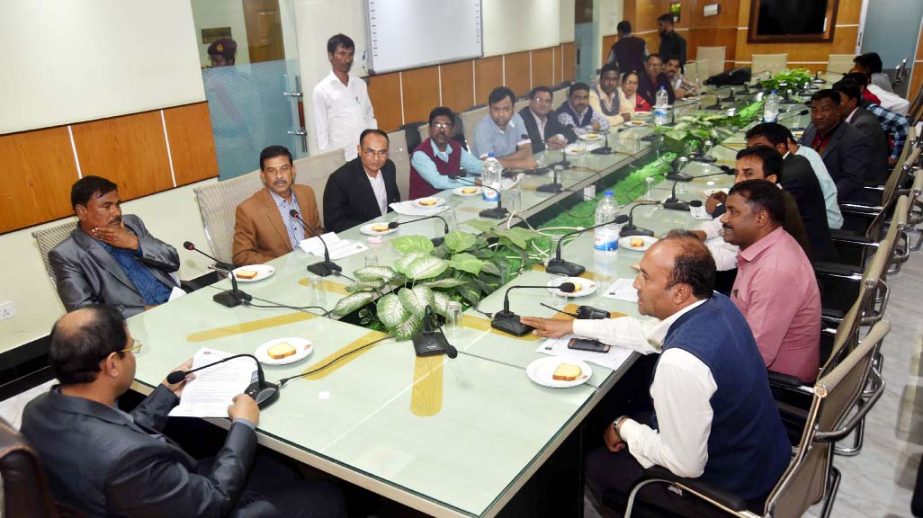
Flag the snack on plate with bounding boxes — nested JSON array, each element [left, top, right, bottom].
[[569, 283, 583, 293], [462, 187, 478, 194], [372, 223, 389, 232], [552, 363, 582, 381], [236, 270, 258, 280], [630, 237, 644, 248], [418, 198, 437, 206], [268, 342, 297, 360]]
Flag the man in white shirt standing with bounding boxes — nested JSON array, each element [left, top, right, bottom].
[[522, 231, 790, 516], [312, 34, 378, 161]]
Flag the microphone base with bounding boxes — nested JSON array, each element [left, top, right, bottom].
[[431, 236, 445, 247], [663, 199, 690, 211], [307, 261, 342, 277], [665, 173, 693, 182], [545, 258, 586, 277], [689, 153, 717, 163], [704, 104, 723, 111], [491, 311, 533, 337], [413, 331, 453, 357], [536, 182, 564, 193], [590, 146, 614, 155], [620, 226, 655, 238], [480, 207, 510, 220], [213, 290, 252, 308], [245, 381, 280, 408]]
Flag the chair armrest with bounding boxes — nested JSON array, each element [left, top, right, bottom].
[[828, 231, 879, 248], [815, 369, 885, 443], [814, 261, 863, 280], [839, 203, 883, 216], [632, 466, 750, 514], [863, 185, 885, 193], [768, 370, 805, 389]]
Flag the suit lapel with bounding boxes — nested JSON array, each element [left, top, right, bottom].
[[258, 190, 292, 250], [352, 161, 380, 215], [73, 229, 137, 292], [821, 123, 845, 160]]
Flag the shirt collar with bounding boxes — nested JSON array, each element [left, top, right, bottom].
[[268, 188, 294, 206], [429, 138, 454, 157], [647, 298, 708, 346], [846, 107, 859, 123], [326, 70, 352, 87], [739, 225, 785, 263], [490, 116, 516, 133]]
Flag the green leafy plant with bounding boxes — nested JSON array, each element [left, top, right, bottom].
[[654, 100, 765, 153], [759, 68, 813, 93], [331, 226, 546, 339]]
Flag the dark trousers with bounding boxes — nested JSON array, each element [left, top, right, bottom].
[[585, 447, 729, 518], [230, 453, 346, 518]]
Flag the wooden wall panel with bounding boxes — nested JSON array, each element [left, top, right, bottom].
[[402, 67, 441, 125], [735, 27, 859, 66], [911, 23, 923, 105], [531, 47, 555, 89], [163, 103, 218, 187], [71, 111, 173, 201], [602, 35, 616, 66], [474, 56, 503, 106], [562, 42, 577, 83], [440, 61, 475, 113], [367, 72, 403, 132], [504, 51, 532, 98], [0, 127, 78, 233], [552, 46, 561, 85]]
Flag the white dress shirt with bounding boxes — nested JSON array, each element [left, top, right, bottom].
[[698, 217, 739, 272], [573, 299, 717, 478], [312, 71, 378, 160], [867, 84, 910, 115], [365, 169, 388, 216], [793, 145, 843, 229]]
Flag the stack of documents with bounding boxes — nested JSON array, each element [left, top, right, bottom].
[[536, 336, 633, 371], [602, 278, 639, 302], [169, 348, 256, 418], [299, 232, 368, 260]]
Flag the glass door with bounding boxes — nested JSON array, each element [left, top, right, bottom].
[[191, 0, 306, 179]]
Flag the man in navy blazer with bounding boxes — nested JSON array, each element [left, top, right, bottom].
[[323, 129, 401, 232], [49, 176, 180, 318], [21, 305, 345, 517]]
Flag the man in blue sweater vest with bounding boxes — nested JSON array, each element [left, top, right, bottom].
[[523, 231, 790, 516]]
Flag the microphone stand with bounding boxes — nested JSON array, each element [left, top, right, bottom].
[[412, 306, 459, 358], [492, 283, 576, 336], [183, 241, 251, 308], [590, 128, 616, 155], [619, 202, 658, 237], [536, 165, 564, 193], [289, 210, 342, 277], [545, 214, 630, 276], [166, 353, 279, 408], [662, 167, 736, 212], [388, 215, 450, 246], [665, 156, 691, 182], [454, 177, 508, 219]]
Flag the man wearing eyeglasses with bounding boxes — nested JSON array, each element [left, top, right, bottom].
[[324, 129, 401, 232], [22, 306, 346, 517], [409, 107, 484, 198], [519, 86, 576, 153], [233, 145, 322, 266]]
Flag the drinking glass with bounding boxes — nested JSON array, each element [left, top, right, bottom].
[[644, 177, 655, 200], [444, 301, 463, 341], [443, 209, 458, 231], [551, 274, 569, 309], [308, 276, 326, 305], [504, 187, 522, 214]]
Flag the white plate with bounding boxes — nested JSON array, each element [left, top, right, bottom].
[[453, 186, 482, 197], [255, 337, 313, 365], [703, 187, 730, 197], [500, 175, 522, 191], [232, 264, 275, 283], [626, 120, 647, 127], [526, 356, 593, 388], [579, 133, 604, 142], [565, 145, 588, 155], [547, 277, 597, 298], [412, 197, 446, 209], [619, 235, 659, 252], [360, 222, 397, 236]]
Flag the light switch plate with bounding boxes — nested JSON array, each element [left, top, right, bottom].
[[0, 301, 15, 321]]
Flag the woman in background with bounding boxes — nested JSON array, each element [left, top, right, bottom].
[[621, 71, 651, 112]]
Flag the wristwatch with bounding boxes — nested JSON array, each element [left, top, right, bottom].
[[613, 415, 630, 439]]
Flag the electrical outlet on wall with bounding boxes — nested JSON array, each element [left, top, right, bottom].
[[0, 301, 15, 322]]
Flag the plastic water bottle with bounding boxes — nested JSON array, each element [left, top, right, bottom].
[[654, 87, 669, 126], [593, 190, 620, 256], [482, 153, 501, 202], [763, 90, 780, 123]]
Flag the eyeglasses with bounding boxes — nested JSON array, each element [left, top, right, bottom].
[[121, 339, 143, 354], [361, 148, 389, 158], [532, 97, 553, 104], [430, 122, 453, 129]]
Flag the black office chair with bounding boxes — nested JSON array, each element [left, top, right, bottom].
[[0, 418, 63, 518]]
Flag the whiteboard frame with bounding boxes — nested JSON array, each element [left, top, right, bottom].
[[364, 0, 484, 75]]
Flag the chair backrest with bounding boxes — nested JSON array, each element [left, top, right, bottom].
[[752, 53, 788, 75], [31, 220, 79, 287], [292, 148, 348, 224], [820, 237, 890, 373], [766, 320, 891, 517], [460, 106, 489, 156], [684, 59, 706, 87], [826, 54, 856, 74], [696, 47, 726, 78], [552, 84, 570, 109], [388, 129, 412, 201], [0, 418, 59, 518], [514, 96, 529, 114], [881, 130, 919, 206]]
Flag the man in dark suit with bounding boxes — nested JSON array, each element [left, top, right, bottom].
[[637, 54, 675, 107], [324, 129, 401, 232], [606, 21, 646, 77], [833, 78, 890, 184], [50, 176, 180, 318], [799, 89, 874, 203], [519, 86, 577, 153], [233, 145, 322, 266], [737, 141, 837, 263], [21, 305, 345, 517], [657, 13, 686, 68]]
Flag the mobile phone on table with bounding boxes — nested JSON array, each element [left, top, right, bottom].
[[567, 338, 610, 353]]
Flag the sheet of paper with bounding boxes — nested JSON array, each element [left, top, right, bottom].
[[602, 278, 639, 302], [298, 232, 342, 255], [168, 286, 186, 301], [169, 348, 257, 418], [298, 233, 368, 260], [535, 335, 633, 372]]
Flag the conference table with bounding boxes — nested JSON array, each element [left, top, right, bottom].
[[126, 91, 811, 517]]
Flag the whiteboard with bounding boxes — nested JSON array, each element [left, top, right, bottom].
[[366, 0, 483, 74]]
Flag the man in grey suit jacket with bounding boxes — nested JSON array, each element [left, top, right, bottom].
[[49, 176, 180, 318], [834, 79, 890, 184], [21, 306, 345, 517], [799, 90, 874, 204]]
